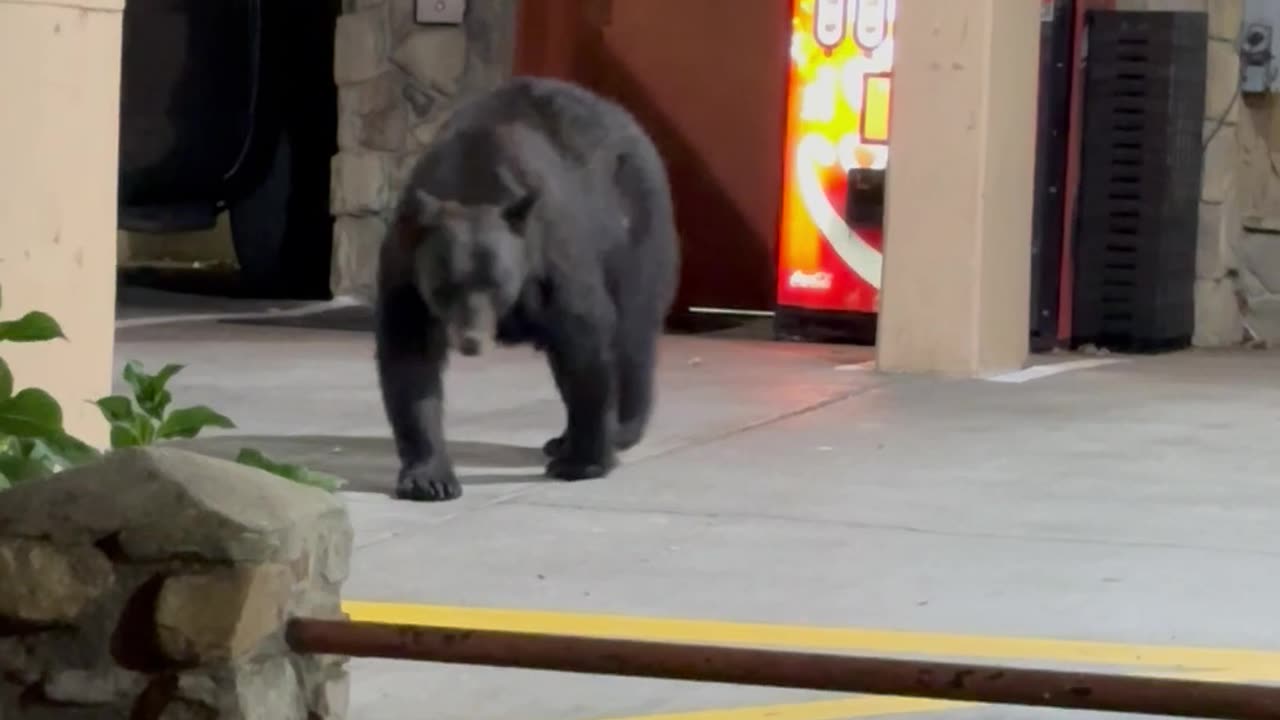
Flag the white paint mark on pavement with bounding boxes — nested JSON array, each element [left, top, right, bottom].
[[984, 357, 1129, 384], [116, 295, 364, 329]]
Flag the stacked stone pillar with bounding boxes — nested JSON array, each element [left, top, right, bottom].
[[0, 447, 353, 720]]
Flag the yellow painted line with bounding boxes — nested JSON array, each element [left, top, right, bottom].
[[342, 601, 1280, 675], [340, 602, 1280, 720]]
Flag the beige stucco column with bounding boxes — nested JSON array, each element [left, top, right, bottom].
[[875, 0, 1042, 377], [0, 0, 123, 446]]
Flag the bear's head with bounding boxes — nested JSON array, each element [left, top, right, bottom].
[[401, 184, 537, 357]]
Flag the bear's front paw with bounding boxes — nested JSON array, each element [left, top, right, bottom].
[[395, 460, 463, 502], [545, 454, 616, 482], [613, 420, 646, 451], [542, 434, 567, 458], [545, 427, 637, 458]]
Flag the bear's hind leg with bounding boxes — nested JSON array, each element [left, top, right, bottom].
[[543, 330, 618, 481], [614, 322, 658, 451], [544, 321, 659, 458]]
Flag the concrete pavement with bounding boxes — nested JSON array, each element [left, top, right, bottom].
[[114, 289, 1280, 720]]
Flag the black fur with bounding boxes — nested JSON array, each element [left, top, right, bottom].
[[374, 76, 680, 502]]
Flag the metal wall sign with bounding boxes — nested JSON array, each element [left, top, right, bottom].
[[415, 0, 465, 26], [1243, 0, 1277, 93]]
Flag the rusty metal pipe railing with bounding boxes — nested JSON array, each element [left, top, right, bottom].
[[287, 618, 1280, 720]]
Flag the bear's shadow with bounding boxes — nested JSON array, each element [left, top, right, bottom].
[[168, 435, 550, 495]]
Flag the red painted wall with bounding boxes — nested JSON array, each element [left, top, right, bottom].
[[513, 0, 790, 314]]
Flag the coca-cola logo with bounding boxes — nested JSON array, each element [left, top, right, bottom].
[[788, 270, 834, 290]]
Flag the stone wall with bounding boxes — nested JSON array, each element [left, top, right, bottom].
[[1235, 43, 1280, 340], [1193, 0, 1246, 346], [329, 0, 518, 299], [0, 447, 353, 719]]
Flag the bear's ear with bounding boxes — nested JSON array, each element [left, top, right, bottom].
[[502, 191, 538, 235], [412, 189, 444, 227], [394, 189, 443, 252]]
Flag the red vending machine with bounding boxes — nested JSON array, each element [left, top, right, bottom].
[[773, 0, 896, 345]]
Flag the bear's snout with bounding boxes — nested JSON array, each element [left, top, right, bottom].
[[449, 322, 492, 357], [458, 335, 483, 356]]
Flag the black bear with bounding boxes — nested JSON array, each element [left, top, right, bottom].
[[374, 76, 680, 502]]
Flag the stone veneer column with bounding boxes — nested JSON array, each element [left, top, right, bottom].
[[1193, 0, 1247, 346], [328, 0, 517, 300]]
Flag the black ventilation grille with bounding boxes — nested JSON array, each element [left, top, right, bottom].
[[1071, 10, 1207, 353]]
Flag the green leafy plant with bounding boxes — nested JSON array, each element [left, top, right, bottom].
[[0, 283, 342, 494], [235, 448, 345, 493], [0, 298, 102, 489], [93, 360, 237, 448], [91, 360, 344, 492]]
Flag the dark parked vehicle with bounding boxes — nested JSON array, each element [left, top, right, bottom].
[[117, 0, 340, 298]]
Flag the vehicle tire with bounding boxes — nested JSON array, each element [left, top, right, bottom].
[[228, 132, 333, 299]]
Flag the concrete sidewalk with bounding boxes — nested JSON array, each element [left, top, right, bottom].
[[114, 296, 1280, 720]]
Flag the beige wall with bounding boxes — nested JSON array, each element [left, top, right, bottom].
[[0, 0, 123, 447], [875, 0, 1041, 377]]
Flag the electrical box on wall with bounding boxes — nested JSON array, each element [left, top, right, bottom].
[[415, 0, 465, 25], [1243, 0, 1278, 93]]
